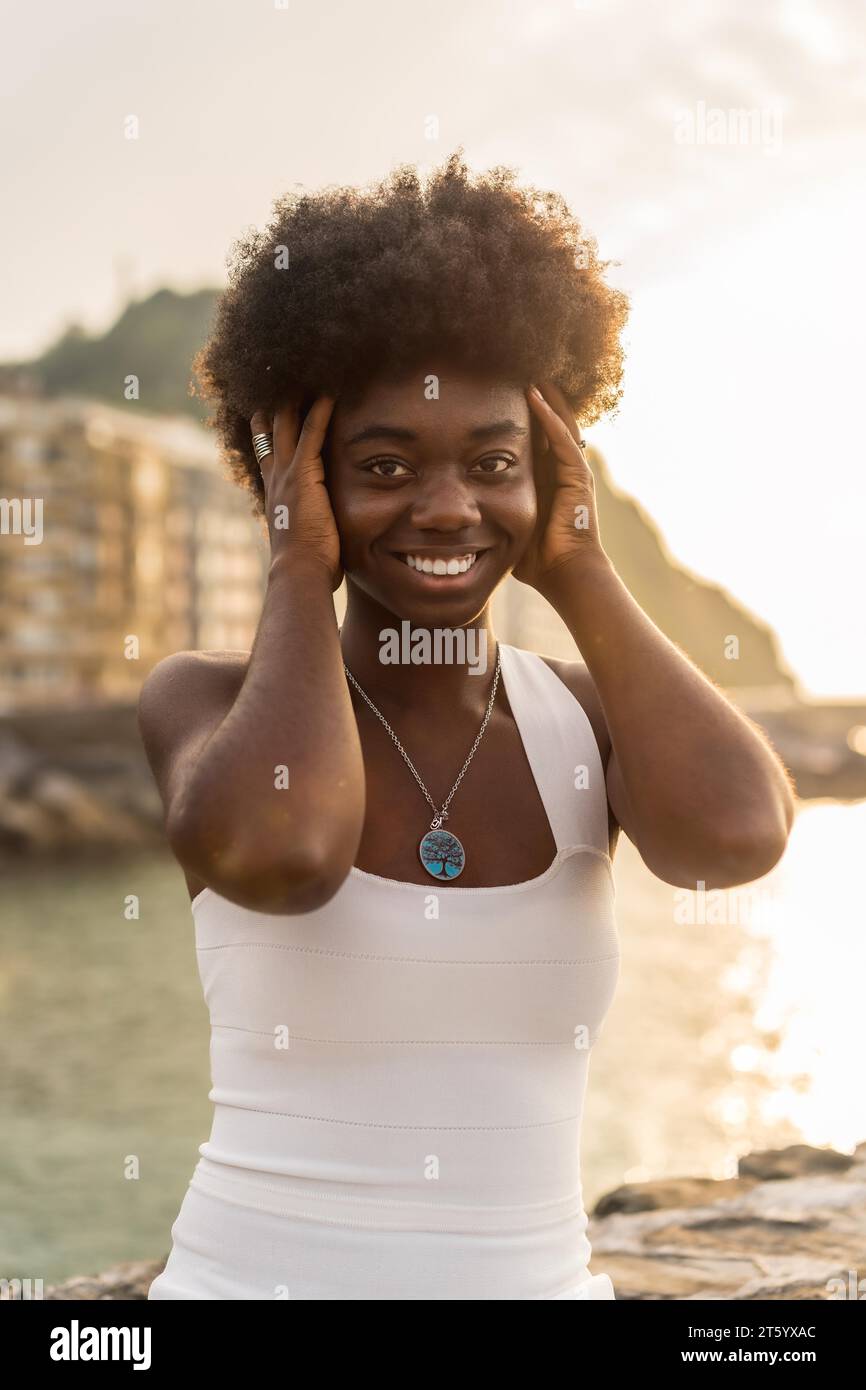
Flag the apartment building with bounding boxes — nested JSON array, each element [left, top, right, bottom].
[[0, 396, 268, 710]]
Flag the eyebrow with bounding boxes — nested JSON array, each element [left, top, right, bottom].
[[344, 419, 529, 447]]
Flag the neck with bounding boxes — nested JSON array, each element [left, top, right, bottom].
[[339, 584, 499, 719]]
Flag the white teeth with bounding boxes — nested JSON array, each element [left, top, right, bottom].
[[404, 553, 477, 576]]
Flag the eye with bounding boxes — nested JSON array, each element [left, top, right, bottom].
[[365, 457, 414, 478], [471, 454, 517, 474]]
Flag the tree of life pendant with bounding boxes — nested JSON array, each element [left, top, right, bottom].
[[419, 814, 466, 881]]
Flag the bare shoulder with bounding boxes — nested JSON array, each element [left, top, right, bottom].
[[536, 653, 612, 770], [138, 648, 249, 716], [139, 647, 249, 685], [137, 649, 249, 761]]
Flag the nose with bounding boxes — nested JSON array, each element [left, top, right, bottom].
[[408, 468, 482, 532]]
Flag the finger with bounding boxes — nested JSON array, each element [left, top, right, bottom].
[[538, 381, 587, 451], [250, 407, 274, 444], [528, 407, 558, 497], [294, 393, 337, 465], [271, 394, 302, 474], [527, 385, 586, 460], [250, 407, 276, 488]]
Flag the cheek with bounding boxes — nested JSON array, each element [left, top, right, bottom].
[[508, 475, 538, 541], [326, 472, 393, 564], [325, 465, 363, 525], [324, 466, 346, 521]]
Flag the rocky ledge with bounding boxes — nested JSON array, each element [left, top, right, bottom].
[[0, 712, 163, 854], [591, 1142, 866, 1299], [33, 1143, 866, 1300]]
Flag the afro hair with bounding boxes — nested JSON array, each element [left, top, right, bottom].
[[193, 151, 629, 513]]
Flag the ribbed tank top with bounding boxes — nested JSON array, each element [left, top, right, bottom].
[[148, 642, 621, 1300]]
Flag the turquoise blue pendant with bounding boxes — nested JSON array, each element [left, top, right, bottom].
[[419, 827, 466, 881]]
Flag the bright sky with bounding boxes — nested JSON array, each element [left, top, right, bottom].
[[2, 0, 864, 695]]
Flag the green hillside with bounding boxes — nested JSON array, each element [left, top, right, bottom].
[[8, 288, 218, 419]]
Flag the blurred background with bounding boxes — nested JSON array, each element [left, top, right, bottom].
[[1, 0, 865, 1285]]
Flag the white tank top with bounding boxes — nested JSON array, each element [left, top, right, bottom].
[[148, 642, 621, 1300]]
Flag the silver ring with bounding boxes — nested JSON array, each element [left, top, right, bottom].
[[251, 432, 273, 464], [577, 437, 587, 449]]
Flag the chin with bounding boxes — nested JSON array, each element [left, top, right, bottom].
[[349, 554, 508, 629], [381, 594, 492, 630]]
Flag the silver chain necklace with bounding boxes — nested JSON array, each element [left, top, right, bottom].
[[343, 644, 501, 882]]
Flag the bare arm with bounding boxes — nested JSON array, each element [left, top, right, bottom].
[[543, 556, 795, 888], [524, 382, 796, 891], [137, 397, 365, 914]]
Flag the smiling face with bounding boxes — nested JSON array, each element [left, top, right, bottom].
[[325, 366, 540, 626]]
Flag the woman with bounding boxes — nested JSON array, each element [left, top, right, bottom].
[[141, 154, 795, 1300]]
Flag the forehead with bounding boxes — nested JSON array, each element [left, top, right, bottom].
[[332, 368, 528, 436]]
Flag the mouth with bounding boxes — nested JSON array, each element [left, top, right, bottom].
[[386, 548, 492, 589]]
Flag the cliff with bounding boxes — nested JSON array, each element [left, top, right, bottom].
[[591, 454, 798, 694]]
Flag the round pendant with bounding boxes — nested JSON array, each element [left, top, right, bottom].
[[419, 828, 466, 881]]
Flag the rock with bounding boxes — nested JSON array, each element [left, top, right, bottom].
[[0, 769, 156, 852], [737, 1144, 855, 1181], [0, 732, 35, 792], [43, 1259, 166, 1300], [587, 1144, 866, 1300], [0, 705, 164, 853], [595, 1144, 857, 1218], [595, 1175, 755, 1216], [32, 771, 145, 845], [0, 797, 65, 850]]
